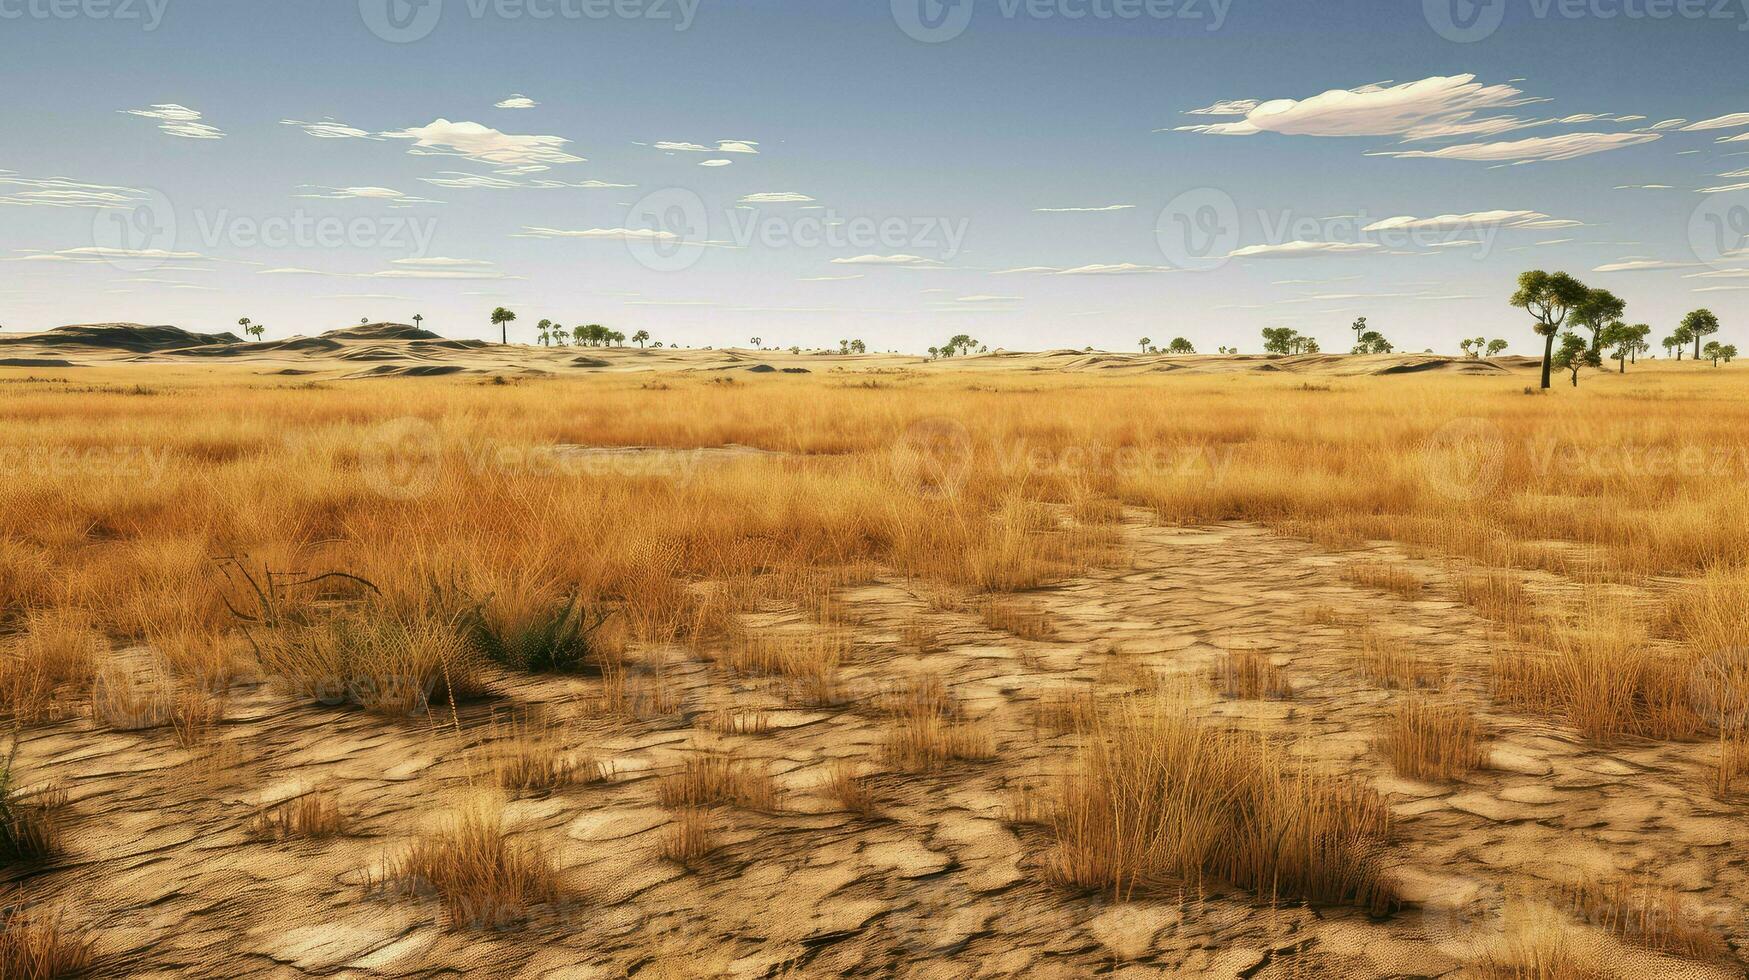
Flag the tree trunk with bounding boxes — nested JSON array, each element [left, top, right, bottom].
[[1540, 331, 1555, 389], [1619, 357, 1625, 373], [1696, 335, 1703, 360]]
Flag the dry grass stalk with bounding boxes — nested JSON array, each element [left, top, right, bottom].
[[823, 760, 878, 817], [1718, 734, 1747, 799], [252, 792, 345, 840], [716, 630, 845, 705], [899, 617, 944, 653], [1003, 782, 1051, 826], [1342, 561, 1426, 599], [170, 688, 221, 749], [1375, 698, 1484, 781], [979, 599, 1055, 641], [1214, 650, 1293, 700], [703, 706, 770, 736], [89, 665, 174, 731], [1352, 628, 1441, 691], [660, 808, 716, 866], [263, 603, 481, 716], [657, 752, 777, 811], [880, 674, 995, 770], [0, 610, 101, 724], [1455, 572, 1532, 626], [1033, 687, 1102, 734], [0, 895, 95, 979], [1560, 877, 1727, 961], [1044, 689, 1395, 911], [376, 803, 562, 930]]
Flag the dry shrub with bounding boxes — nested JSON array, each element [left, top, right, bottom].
[[262, 603, 481, 715], [1375, 698, 1484, 781], [1044, 690, 1395, 911], [252, 792, 345, 840], [1214, 650, 1293, 700], [1456, 572, 1532, 626], [657, 752, 777, 811], [660, 808, 716, 866], [1560, 876, 1726, 960], [1003, 782, 1051, 826], [979, 599, 1054, 641], [0, 610, 102, 724], [823, 760, 878, 817], [0, 755, 62, 865], [1342, 561, 1425, 599], [169, 688, 221, 749], [1303, 604, 1356, 627], [1033, 687, 1102, 734], [377, 803, 562, 930], [0, 895, 94, 979], [89, 665, 174, 731], [1352, 627, 1441, 691]]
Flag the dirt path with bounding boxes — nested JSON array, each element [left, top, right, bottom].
[[9, 519, 1745, 978]]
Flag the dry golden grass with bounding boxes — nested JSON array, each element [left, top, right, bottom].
[[1342, 561, 1426, 599], [0, 610, 100, 725], [89, 664, 174, 732], [713, 629, 846, 706], [262, 601, 482, 716], [1045, 689, 1394, 911], [660, 808, 716, 866], [0, 894, 94, 979], [489, 713, 585, 795], [1718, 735, 1747, 799], [822, 760, 878, 817], [1559, 876, 1726, 960], [657, 751, 778, 811], [701, 705, 771, 736], [899, 617, 945, 654], [375, 802, 562, 929], [169, 688, 222, 749], [1214, 650, 1293, 700], [1375, 698, 1485, 781], [1456, 572, 1533, 626], [880, 674, 996, 770], [979, 598, 1056, 640], [251, 792, 345, 840], [1033, 687, 1102, 734], [1351, 627, 1442, 691]]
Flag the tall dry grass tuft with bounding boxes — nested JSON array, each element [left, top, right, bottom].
[[823, 760, 878, 817], [979, 599, 1055, 641], [1456, 572, 1532, 627], [656, 751, 778, 811], [0, 894, 94, 979], [376, 802, 562, 930], [1342, 561, 1426, 600], [0, 749, 62, 865], [1214, 650, 1293, 700], [880, 674, 995, 771], [1045, 690, 1395, 912], [1375, 698, 1485, 781], [715, 629, 846, 705], [0, 610, 101, 725], [261, 601, 482, 715], [251, 792, 345, 840], [660, 808, 716, 866], [1352, 627, 1442, 690], [1559, 876, 1726, 960]]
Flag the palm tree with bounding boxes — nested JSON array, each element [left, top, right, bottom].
[[238, 316, 251, 341], [752, 337, 763, 349], [491, 307, 517, 345], [1138, 337, 1152, 353], [537, 318, 553, 347], [633, 330, 650, 348]]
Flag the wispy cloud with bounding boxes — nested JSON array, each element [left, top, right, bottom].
[[122, 103, 224, 140], [381, 119, 584, 167]]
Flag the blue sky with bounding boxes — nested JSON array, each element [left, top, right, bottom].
[[2, 0, 1746, 352]]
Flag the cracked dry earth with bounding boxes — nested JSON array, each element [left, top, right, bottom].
[[11, 517, 1748, 978]]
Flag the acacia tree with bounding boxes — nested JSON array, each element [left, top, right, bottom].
[[1486, 339, 1509, 356], [1551, 331, 1596, 387], [1510, 270, 1588, 389], [1261, 326, 1300, 354], [1138, 337, 1152, 353], [1351, 317, 1367, 351], [850, 339, 867, 354], [491, 307, 517, 345], [1600, 321, 1638, 373], [1167, 337, 1195, 354], [1673, 324, 1694, 359], [1682, 309, 1720, 360], [1705, 341, 1724, 366], [633, 330, 650, 348], [1569, 287, 1626, 355], [1721, 344, 1739, 363]]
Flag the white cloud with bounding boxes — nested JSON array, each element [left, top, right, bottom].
[[122, 103, 224, 139], [1228, 241, 1383, 258], [1361, 210, 1571, 232], [382, 119, 584, 167], [1056, 263, 1171, 275], [295, 185, 442, 207], [1174, 75, 1535, 139], [1381, 131, 1660, 163], [495, 94, 539, 109], [739, 192, 814, 204], [1615, 184, 1674, 190], [280, 118, 381, 140], [653, 139, 760, 154], [955, 294, 1022, 303], [700, 159, 733, 167], [260, 260, 514, 280], [1699, 181, 1749, 194], [517, 226, 678, 241], [418, 171, 631, 190], [1720, 133, 1749, 143], [0, 172, 149, 209], [390, 257, 494, 269], [800, 274, 864, 281], [1650, 118, 1689, 130], [1183, 99, 1260, 116], [1033, 204, 1136, 212], [1593, 258, 1694, 272], [830, 254, 936, 266], [9, 246, 207, 263], [1682, 113, 1749, 131]]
